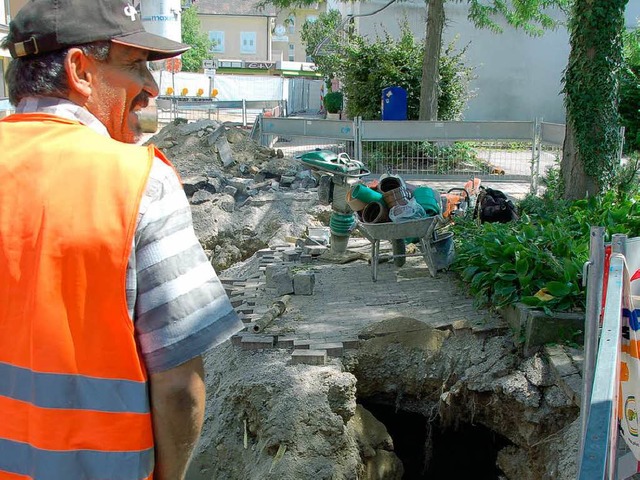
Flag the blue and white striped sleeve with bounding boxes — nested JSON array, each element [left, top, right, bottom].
[[131, 157, 243, 374]]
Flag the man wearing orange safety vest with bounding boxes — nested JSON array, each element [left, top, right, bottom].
[[0, 1, 243, 479]]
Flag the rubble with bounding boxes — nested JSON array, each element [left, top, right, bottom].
[[145, 119, 326, 271]]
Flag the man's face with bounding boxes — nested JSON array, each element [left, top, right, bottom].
[[85, 43, 159, 143]]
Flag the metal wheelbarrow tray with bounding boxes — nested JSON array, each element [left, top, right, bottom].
[[356, 216, 443, 281]]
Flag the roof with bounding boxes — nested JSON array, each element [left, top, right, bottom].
[[195, 0, 276, 16]]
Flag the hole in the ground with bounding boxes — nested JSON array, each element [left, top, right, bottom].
[[362, 401, 512, 480]]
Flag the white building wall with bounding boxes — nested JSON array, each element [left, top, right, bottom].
[[327, 0, 640, 123]]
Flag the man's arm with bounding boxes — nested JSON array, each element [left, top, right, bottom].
[[149, 356, 206, 480]]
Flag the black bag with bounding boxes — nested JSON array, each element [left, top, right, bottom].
[[474, 187, 518, 223]]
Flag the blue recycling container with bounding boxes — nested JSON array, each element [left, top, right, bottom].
[[381, 86, 407, 121]]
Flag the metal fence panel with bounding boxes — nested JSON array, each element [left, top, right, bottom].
[[360, 120, 535, 142], [261, 117, 355, 139], [541, 122, 566, 146]]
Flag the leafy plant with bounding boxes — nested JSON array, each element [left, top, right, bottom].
[[323, 91, 343, 113], [453, 189, 640, 314]]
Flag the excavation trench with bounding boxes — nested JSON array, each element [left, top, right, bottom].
[[360, 400, 513, 479], [189, 317, 581, 480]]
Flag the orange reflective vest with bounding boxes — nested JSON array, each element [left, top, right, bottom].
[[0, 113, 170, 480]]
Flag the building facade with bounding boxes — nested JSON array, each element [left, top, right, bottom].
[[194, 0, 322, 75], [328, 0, 640, 123]]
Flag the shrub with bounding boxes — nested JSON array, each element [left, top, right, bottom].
[[323, 91, 343, 113], [339, 23, 475, 120], [452, 189, 640, 314]]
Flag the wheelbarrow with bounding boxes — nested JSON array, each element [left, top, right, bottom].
[[356, 216, 445, 281]]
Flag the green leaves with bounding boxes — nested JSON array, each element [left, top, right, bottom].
[[453, 188, 640, 314]]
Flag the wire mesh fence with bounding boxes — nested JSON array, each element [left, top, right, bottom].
[[360, 140, 535, 178]]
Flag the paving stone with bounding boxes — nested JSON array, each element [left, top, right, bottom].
[[293, 339, 313, 349], [291, 349, 327, 366], [303, 245, 328, 256], [271, 269, 294, 296], [283, 249, 301, 262], [545, 345, 578, 377], [309, 343, 343, 357], [294, 272, 315, 296], [235, 304, 254, 314], [276, 336, 296, 349], [341, 338, 361, 349], [265, 264, 287, 287], [241, 336, 275, 350]]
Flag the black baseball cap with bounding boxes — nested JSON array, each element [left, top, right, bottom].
[[7, 0, 190, 60]]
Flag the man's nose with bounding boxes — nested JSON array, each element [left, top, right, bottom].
[[143, 66, 159, 97]]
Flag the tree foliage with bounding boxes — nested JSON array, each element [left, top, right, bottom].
[[180, 5, 213, 72], [561, 0, 628, 198], [301, 9, 345, 87], [339, 24, 474, 120], [620, 22, 640, 153]]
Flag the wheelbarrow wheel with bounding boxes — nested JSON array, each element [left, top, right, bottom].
[[392, 239, 406, 267]]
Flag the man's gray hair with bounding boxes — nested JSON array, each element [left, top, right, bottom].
[[1, 40, 111, 106]]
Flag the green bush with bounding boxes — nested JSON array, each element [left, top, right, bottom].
[[323, 91, 343, 113], [451, 189, 640, 314], [339, 23, 474, 121]]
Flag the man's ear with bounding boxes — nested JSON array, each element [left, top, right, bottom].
[[64, 48, 93, 99]]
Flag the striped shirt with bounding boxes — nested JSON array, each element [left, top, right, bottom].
[[15, 97, 243, 374]]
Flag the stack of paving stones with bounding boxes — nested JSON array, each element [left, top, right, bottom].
[[226, 245, 360, 366]]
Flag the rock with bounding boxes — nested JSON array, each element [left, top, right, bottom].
[[521, 353, 555, 387], [182, 175, 208, 197], [206, 176, 223, 194], [223, 185, 238, 197], [277, 148, 284, 158], [496, 371, 541, 408], [205, 126, 225, 147], [215, 193, 236, 213], [280, 175, 296, 187], [226, 128, 246, 144], [215, 136, 235, 167], [191, 190, 215, 205], [176, 119, 219, 135]]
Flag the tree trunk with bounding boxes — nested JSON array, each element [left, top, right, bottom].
[[560, 121, 600, 200], [419, 0, 445, 121]]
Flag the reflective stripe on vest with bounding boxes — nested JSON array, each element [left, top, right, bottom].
[[0, 113, 172, 480], [0, 361, 149, 413], [0, 439, 153, 480]]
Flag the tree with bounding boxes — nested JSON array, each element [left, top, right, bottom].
[[620, 22, 640, 153], [258, 0, 570, 120], [180, 5, 214, 72], [561, 0, 629, 199], [300, 9, 346, 90]]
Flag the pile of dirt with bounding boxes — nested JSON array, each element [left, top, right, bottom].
[[188, 345, 403, 480], [146, 119, 330, 270]]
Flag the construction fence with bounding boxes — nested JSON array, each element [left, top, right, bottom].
[[258, 116, 569, 188]]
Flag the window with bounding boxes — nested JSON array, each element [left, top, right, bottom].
[[288, 43, 295, 61], [240, 32, 256, 54], [209, 31, 224, 53]]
